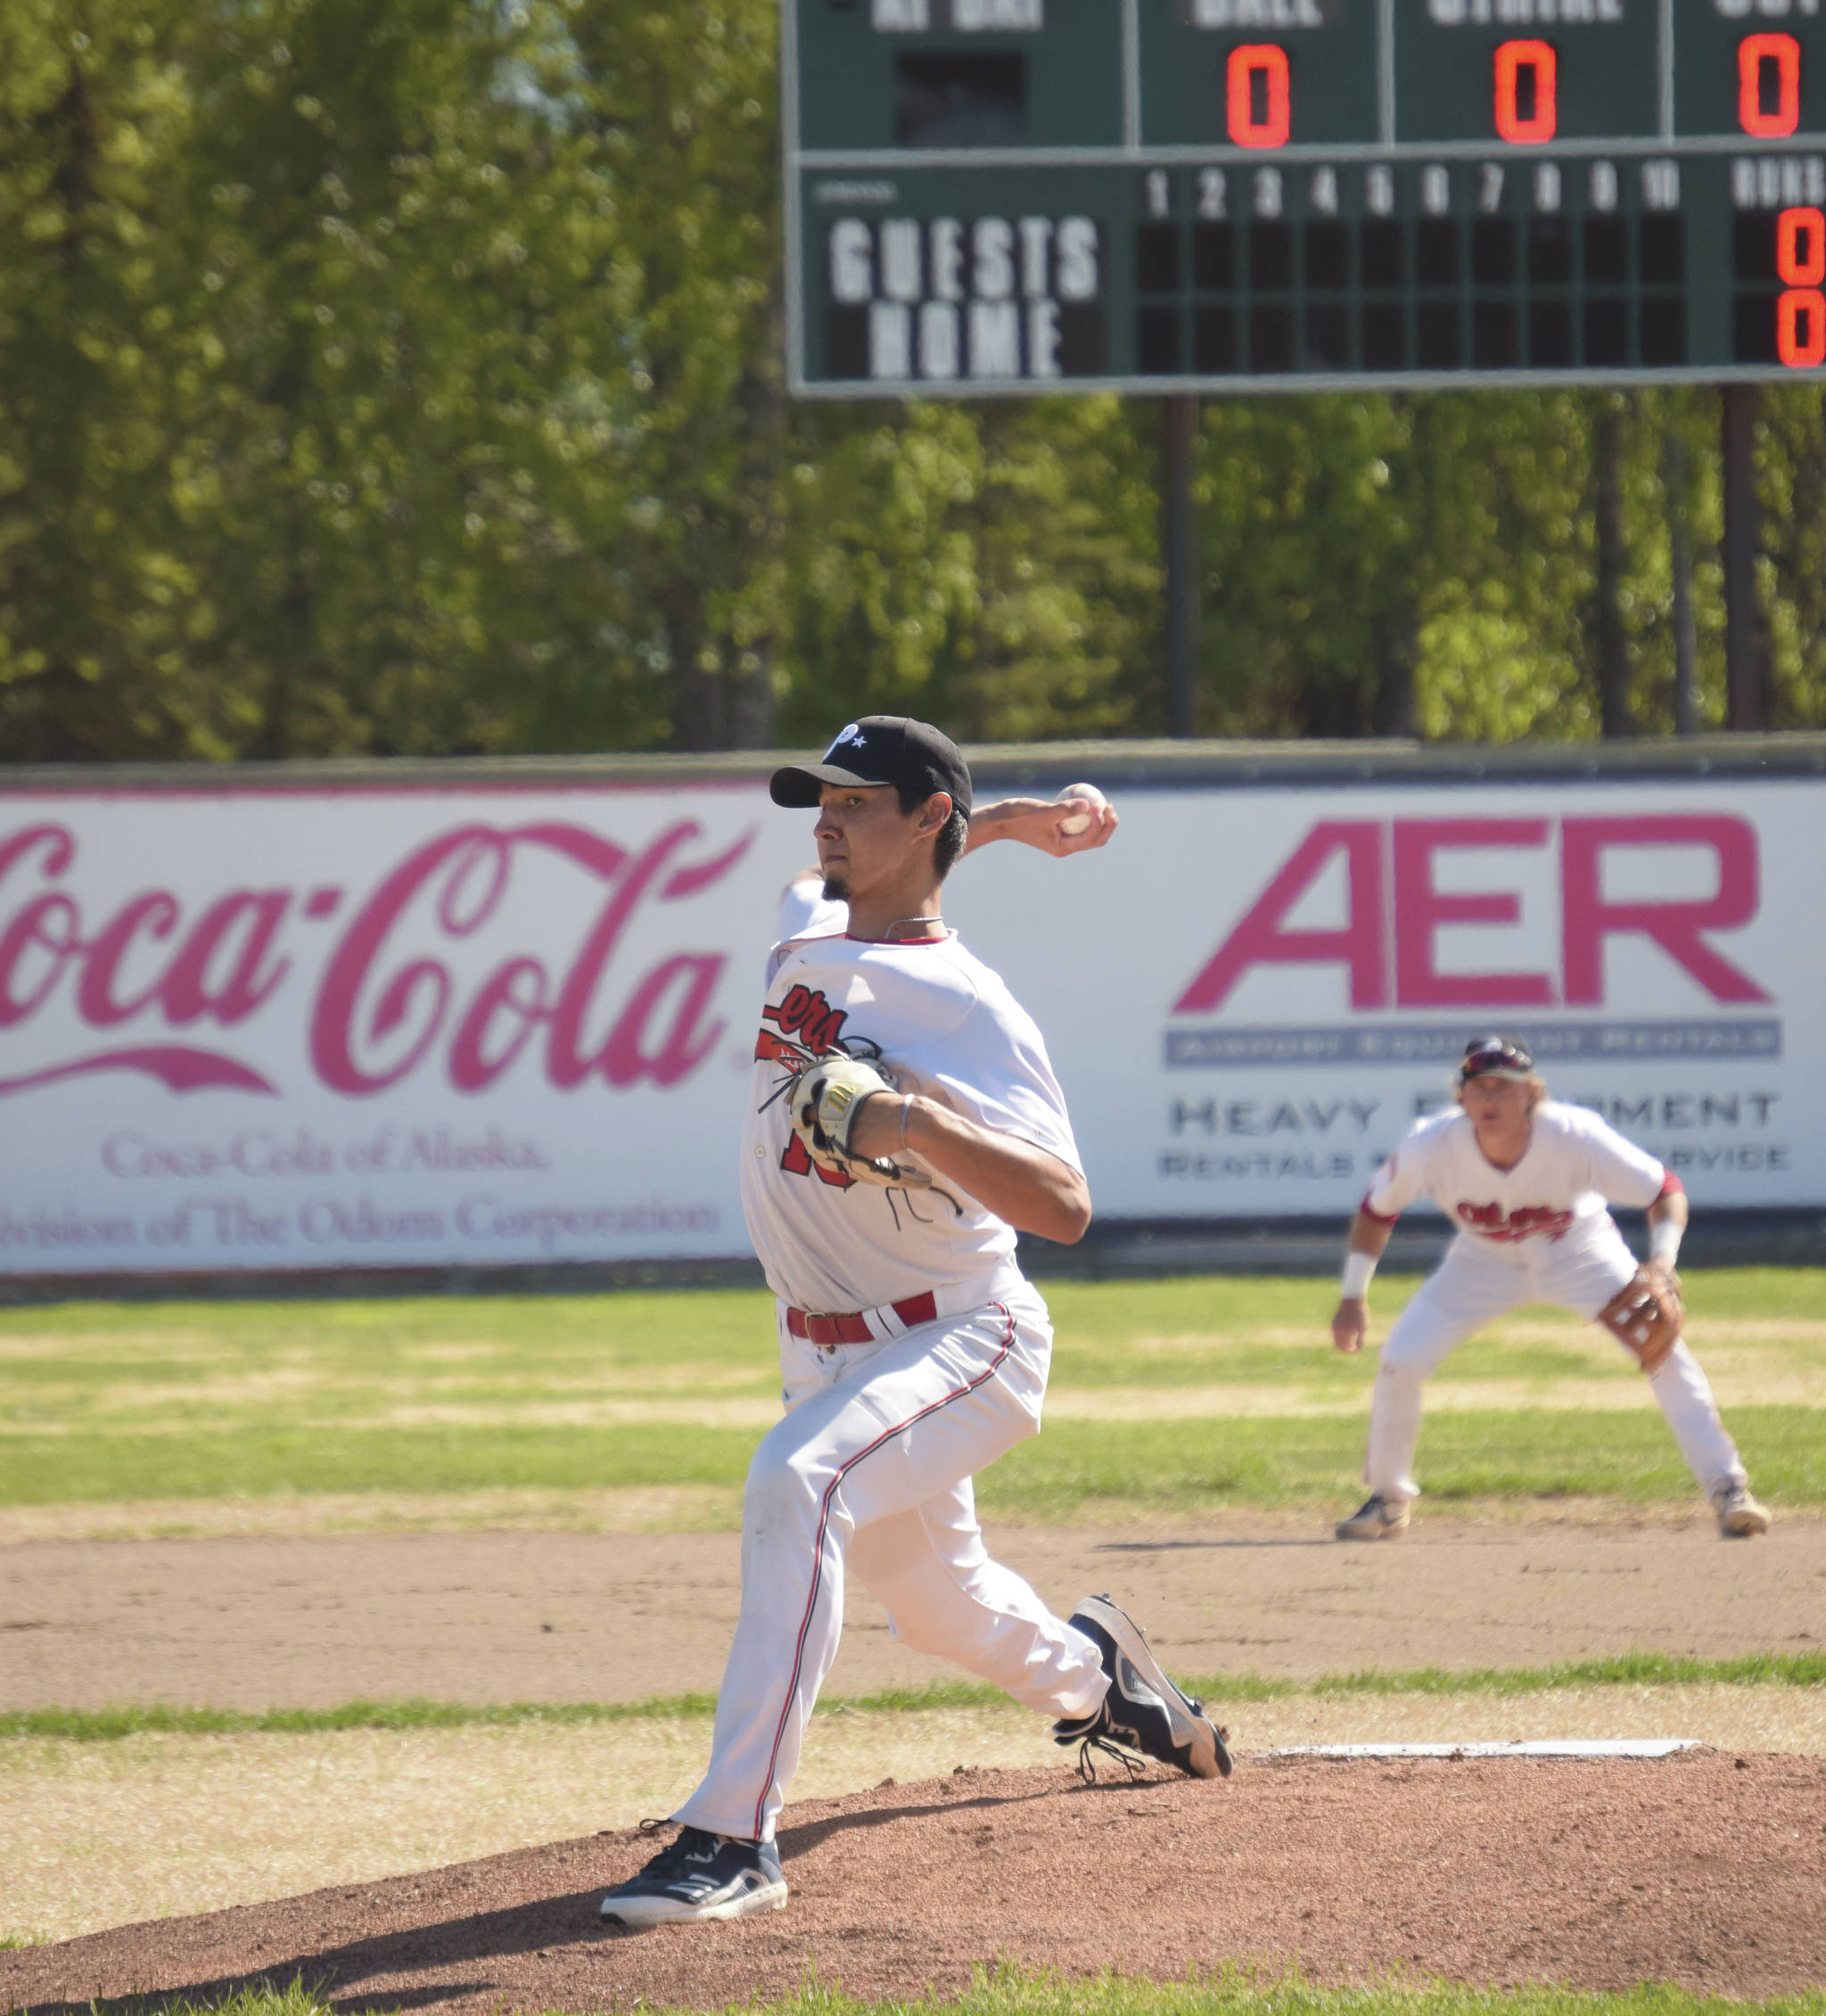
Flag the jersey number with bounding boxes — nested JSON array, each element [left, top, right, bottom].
[[780, 1134, 855, 1189]]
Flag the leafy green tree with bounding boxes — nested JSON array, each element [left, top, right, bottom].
[[0, 0, 659, 759], [1195, 391, 1598, 740], [1191, 385, 1753, 745], [763, 395, 1161, 745], [4, 0, 1824, 761], [1194, 392, 1411, 737], [0, 0, 226, 757], [180, 0, 654, 758], [1758, 383, 1826, 728], [542, 0, 786, 751]]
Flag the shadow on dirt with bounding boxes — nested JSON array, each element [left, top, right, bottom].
[[12, 1884, 614, 2016]]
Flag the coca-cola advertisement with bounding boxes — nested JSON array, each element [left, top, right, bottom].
[[0, 783, 808, 1275], [3, 768, 1823, 1279]]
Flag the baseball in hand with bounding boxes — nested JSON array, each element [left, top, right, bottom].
[[1056, 782, 1107, 835]]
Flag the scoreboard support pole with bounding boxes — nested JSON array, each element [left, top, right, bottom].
[[1722, 385, 1768, 734], [1162, 395, 1200, 740]]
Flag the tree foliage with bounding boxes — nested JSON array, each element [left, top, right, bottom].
[[0, 0, 1821, 761]]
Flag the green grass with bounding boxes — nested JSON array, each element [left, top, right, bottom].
[[46, 1965, 1826, 2016], [983, 1405, 1826, 1519], [0, 1422, 764, 1506], [2, 1270, 1820, 1518], [6, 1650, 1822, 1745], [4, 1404, 1820, 1518]]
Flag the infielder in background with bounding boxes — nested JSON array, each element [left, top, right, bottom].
[[600, 717, 1228, 1929], [1330, 1033, 1771, 1543]]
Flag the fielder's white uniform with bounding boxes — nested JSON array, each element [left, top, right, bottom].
[[672, 922, 1106, 1845], [1359, 1100, 1748, 1504], [775, 875, 842, 943]]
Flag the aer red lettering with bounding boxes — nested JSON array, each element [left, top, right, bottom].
[[1393, 819, 1554, 1008], [1174, 821, 1386, 1013], [1560, 817, 1768, 1006]]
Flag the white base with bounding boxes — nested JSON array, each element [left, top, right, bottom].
[[1261, 1739, 1699, 1760]]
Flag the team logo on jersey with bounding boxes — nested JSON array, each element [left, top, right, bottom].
[[755, 985, 859, 1190], [753, 986, 943, 1212], [1457, 1201, 1575, 1243], [760, 984, 849, 1056]]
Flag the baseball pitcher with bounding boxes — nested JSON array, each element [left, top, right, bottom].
[[599, 718, 1229, 1929]]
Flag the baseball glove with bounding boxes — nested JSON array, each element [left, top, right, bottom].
[[1595, 1263, 1682, 1374], [789, 1050, 925, 1189]]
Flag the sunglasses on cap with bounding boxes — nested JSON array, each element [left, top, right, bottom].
[[1458, 1036, 1534, 1084]]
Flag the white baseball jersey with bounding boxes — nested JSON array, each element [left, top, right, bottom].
[[1364, 1100, 1670, 1259], [775, 876, 843, 943], [740, 930, 1082, 1313], [1358, 1099, 1742, 1505], [679, 908, 1104, 1847]]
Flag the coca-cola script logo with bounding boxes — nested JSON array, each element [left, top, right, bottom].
[[0, 819, 753, 1100]]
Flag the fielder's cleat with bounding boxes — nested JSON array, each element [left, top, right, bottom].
[[1712, 1483, 1773, 1539], [1054, 1592, 1232, 1781], [1334, 1493, 1411, 1541], [598, 1824, 787, 1927]]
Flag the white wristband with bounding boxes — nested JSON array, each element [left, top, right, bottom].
[[1341, 1250, 1377, 1300], [1649, 1219, 1682, 1267]]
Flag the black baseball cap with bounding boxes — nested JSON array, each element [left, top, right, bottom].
[[1458, 1033, 1535, 1084], [769, 716, 973, 819]]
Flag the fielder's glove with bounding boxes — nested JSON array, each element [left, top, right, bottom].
[[1595, 1263, 1682, 1374], [789, 1050, 926, 1189]]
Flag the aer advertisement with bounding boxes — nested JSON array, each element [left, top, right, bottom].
[[944, 781, 1818, 1225]]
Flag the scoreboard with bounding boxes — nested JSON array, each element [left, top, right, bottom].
[[783, 1, 1826, 395]]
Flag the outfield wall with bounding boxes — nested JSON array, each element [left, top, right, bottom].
[[3, 740, 1823, 1280]]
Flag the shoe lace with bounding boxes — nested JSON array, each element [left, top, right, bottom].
[[1073, 1732, 1146, 1786], [636, 1822, 717, 1876]]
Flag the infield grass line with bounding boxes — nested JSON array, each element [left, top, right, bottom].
[[6, 1650, 1822, 1744], [4, 1270, 1822, 1520], [3, 1405, 1819, 1519], [51, 1963, 1826, 2016]]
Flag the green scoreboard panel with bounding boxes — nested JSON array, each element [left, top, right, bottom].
[[784, 2, 1826, 396]]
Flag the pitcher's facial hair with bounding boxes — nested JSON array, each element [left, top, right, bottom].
[[821, 872, 850, 903]]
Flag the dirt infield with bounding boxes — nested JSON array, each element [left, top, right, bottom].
[[5, 1511, 1824, 1710], [6, 1518, 1826, 2004], [4, 1752, 1823, 2014]]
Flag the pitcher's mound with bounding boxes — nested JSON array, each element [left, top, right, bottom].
[[4, 1753, 1822, 2016]]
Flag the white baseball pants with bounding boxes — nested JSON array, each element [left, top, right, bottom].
[[1364, 1221, 1748, 1504], [673, 1270, 1107, 1844]]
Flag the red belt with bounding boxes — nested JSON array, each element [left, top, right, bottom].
[[786, 1290, 938, 1348]]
